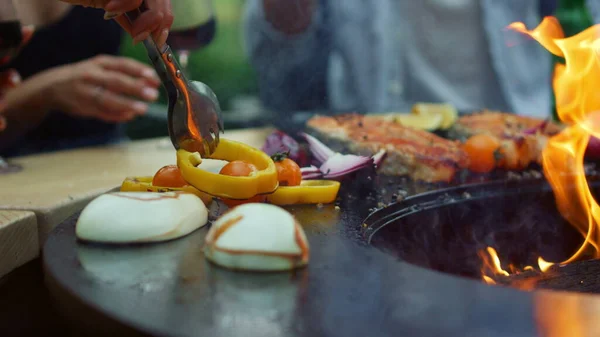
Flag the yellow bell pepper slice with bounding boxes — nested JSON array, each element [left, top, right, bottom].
[[177, 138, 279, 200], [120, 176, 213, 205], [266, 180, 340, 205]]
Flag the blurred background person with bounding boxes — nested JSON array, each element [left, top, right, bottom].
[[0, 1, 162, 157], [243, 0, 600, 119], [0, 24, 33, 133]]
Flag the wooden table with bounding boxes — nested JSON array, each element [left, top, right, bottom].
[[0, 211, 38, 278], [0, 127, 273, 278]]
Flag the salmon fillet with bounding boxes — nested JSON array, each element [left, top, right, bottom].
[[448, 110, 563, 140], [306, 113, 469, 183], [447, 110, 564, 170]]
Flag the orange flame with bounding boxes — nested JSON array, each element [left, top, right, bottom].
[[480, 17, 600, 285], [510, 17, 600, 262], [479, 247, 510, 284], [482, 275, 496, 285], [538, 257, 554, 273], [479, 246, 550, 284]]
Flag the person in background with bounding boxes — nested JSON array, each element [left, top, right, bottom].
[[0, 0, 172, 118], [243, 0, 600, 119], [0, 2, 158, 156], [0, 0, 173, 156]]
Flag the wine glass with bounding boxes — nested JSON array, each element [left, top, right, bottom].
[[166, 0, 216, 76], [0, 0, 23, 173], [0, 0, 21, 62]]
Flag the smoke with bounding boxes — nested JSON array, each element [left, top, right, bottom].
[[370, 180, 586, 280]]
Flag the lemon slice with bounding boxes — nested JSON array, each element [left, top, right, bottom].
[[394, 112, 443, 131], [412, 102, 458, 129]]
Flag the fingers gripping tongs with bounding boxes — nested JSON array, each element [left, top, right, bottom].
[[124, 2, 224, 156]]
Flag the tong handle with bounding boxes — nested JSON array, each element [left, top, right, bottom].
[[123, 1, 186, 86], [124, 1, 157, 54], [122, 0, 178, 142], [124, 0, 149, 21], [123, 2, 170, 83]]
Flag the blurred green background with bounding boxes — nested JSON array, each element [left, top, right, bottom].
[[120, 0, 261, 138], [121, 0, 257, 110], [121, 0, 595, 137]]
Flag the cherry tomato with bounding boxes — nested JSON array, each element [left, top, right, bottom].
[[152, 165, 188, 187], [461, 134, 501, 173], [219, 160, 258, 177], [274, 157, 302, 186], [219, 161, 266, 207]]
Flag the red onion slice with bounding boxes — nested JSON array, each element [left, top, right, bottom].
[[301, 165, 323, 179], [372, 149, 386, 167], [300, 133, 336, 163], [295, 132, 388, 179], [320, 153, 373, 178], [302, 172, 324, 180], [262, 130, 309, 166], [301, 165, 320, 173]]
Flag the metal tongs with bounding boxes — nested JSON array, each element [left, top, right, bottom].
[[124, 3, 224, 156]]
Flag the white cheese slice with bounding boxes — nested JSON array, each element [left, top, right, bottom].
[[76, 192, 208, 243], [204, 203, 309, 271]]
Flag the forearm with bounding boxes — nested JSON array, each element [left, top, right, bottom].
[[2, 72, 54, 124], [243, 0, 331, 111], [0, 73, 55, 150]]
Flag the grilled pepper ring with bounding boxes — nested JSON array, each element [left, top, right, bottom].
[[177, 139, 279, 200], [266, 180, 340, 206], [120, 176, 213, 205]]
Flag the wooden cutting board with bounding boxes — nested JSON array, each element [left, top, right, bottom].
[[0, 211, 38, 279], [0, 127, 274, 246]]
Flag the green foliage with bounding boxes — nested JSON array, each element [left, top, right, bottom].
[[122, 0, 596, 131]]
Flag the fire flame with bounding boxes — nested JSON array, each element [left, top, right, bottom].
[[480, 17, 600, 284], [479, 247, 552, 284]]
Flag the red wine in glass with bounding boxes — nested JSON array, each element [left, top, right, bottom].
[[0, 1, 24, 172], [165, 0, 216, 74], [0, 20, 22, 69], [166, 17, 216, 73], [0, 0, 22, 69], [0, 21, 23, 172], [167, 17, 216, 52]]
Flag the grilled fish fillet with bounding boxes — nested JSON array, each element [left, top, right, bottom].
[[306, 113, 469, 183], [448, 110, 564, 170], [448, 110, 563, 140]]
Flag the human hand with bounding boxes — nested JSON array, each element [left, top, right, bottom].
[[0, 70, 21, 132], [38, 55, 160, 123], [263, 0, 316, 35], [59, 0, 173, 46]]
